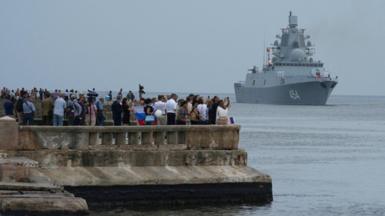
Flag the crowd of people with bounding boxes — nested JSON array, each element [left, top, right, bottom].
[[1, 87, 232, 126]]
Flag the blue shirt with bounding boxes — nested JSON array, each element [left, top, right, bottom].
[[53, 97, 66, 116], [22, 100, 36, 114], [96, 100, 104, 111], [3, 99, 14, 116]]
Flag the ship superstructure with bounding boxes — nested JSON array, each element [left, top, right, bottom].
[[234, 12, 338, 105]]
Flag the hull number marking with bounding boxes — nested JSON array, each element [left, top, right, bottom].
[[289, 89, 301, 100]]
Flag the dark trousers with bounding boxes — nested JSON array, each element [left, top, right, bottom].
[[23, 113, 34, 125], [96, 112, 105, 126], [73, 116, 81, 125], [42, 115, 52, 125], [167, 113, 176, 125], [113, 115, 122, 126], [67, 115, 75, 126]]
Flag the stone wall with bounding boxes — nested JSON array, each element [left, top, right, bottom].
[[0, 116, 272, 207]]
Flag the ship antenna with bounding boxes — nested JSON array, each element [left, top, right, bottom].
[[263, 36, 266, 66]]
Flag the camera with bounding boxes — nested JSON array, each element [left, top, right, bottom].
[[87, 89, 98, 103]]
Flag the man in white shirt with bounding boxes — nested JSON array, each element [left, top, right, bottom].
[[154, 95, 167, 125], [166, 93, 178, 125], [53, 94, 67, 126]]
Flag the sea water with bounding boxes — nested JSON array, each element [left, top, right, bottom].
[[91, 95, 385, 216]]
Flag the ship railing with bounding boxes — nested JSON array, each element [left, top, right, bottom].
[[280, 75, 337, 83]]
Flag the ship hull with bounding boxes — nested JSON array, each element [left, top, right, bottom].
[[234, 80, 337, 105]]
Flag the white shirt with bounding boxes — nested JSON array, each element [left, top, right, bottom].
[[154, 101, 166, 115], [187, 102, 193, 113], [216, 106, 229, 119], [54, 97, 67, 116], [197, 104, 208, 121], [166, 99, 177, 113]]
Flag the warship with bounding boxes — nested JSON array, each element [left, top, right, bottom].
[[234, 12, 338, 105]]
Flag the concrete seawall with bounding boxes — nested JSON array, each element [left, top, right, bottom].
[[0, 117, 272, 213]]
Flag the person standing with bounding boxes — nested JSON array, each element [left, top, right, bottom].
[[117, 88, 123, 99], [176, 100, 189, 125], [107, 91, 112, 102], [3, 95, 14, 117], [127, 90, 135, 101], [86, 101, 97, 126], [216, 98, 231, 125], [166, 93, 178, 125], [197, 97, 208, 124], [41, 92, 53, 125], [186, 95, 194, 114], [144, 98, 155, 125], [95, 98, 105, 126], [122, 98, 131, 125], [22, 95, 36, 125], [15, 95, 24, 123], [53, 94, 66, 126], [111, 96, 122, 126], [73, 98, 83, 126], [65, 95, 75, 125], [134, 98, 146, 125], [77, 96, 87, 125], [208, 96, 219, 124], [154, 95, 167, 125]]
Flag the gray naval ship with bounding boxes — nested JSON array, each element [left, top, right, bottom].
[[234, 12, 338, 105]]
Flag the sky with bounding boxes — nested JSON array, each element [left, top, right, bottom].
[[1, 0, 385, 95]]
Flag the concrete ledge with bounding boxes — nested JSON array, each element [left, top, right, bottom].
[[6, 149, 247, 167], [38, 165, 271, 186], [0, 182, 61, 191]]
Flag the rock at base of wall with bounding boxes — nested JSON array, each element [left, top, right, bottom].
[[0, 182, 89, 215]]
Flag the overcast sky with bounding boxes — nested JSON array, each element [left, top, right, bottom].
[[1, 0, 384, 95]]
